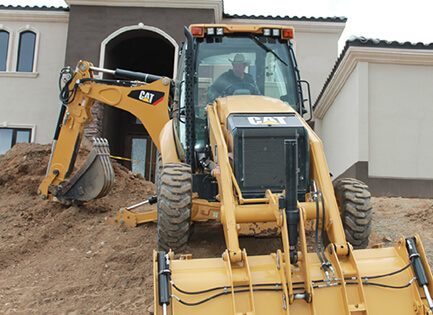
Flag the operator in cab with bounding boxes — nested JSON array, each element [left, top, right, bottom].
[[207, 53, 260, 103]]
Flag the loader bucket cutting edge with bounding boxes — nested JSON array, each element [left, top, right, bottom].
[[154, 237, 433, 315]]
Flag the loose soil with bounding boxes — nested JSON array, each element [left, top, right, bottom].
[[1, 142, 432, 314]]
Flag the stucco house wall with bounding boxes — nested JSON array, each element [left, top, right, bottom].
[[314, 39, 433, 197], [369, 62, 433, 179], [0, 7, 69, 147], [316, 62, 363, 177]]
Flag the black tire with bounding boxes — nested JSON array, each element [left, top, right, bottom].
[[157, 162, 192, 252], [333, 178, 373, 249]]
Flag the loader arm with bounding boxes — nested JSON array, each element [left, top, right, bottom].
[[155, 98, 433, 314], [38, 61, 172, 202]]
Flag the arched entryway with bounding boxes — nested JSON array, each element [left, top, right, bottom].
[[100, 25, 177, 182]]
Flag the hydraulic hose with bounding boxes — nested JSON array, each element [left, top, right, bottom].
[[284, 139, 299, 264], [406, 237, 433, 311]]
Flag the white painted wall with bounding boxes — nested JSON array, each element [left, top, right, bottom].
[[315, 46, 433, 181], [316, 63, 362, 177], [369, 62, 433, 179], [295, 31, 342, 102], [0, 11, 68, 144]]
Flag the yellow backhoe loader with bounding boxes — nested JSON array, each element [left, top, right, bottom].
[[38, 24, 433, 314]]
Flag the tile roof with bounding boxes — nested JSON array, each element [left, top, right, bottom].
[[0, 5, 69, 11], [346, 36, 433, 49], [1, 5, 346, 22], [220, 0, 346, 22], [223, 13, 347, 23], [314, 36, 433, 109]]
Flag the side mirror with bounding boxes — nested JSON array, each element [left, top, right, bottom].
[[299, 80, 312, 122]]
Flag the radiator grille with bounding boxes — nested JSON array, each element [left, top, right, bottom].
[[242, 136, 287, 190]]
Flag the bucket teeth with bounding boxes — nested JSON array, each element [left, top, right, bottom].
[[57, 137, 115, 202], [92, 137, 115, 198]]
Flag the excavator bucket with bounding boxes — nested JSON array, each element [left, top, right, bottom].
[[45, 138, 115, 203], [154, 236, 433, 314]]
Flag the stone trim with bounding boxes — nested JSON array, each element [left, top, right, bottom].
[[0, 8, 69, 23], [99, 24, 179, 78]]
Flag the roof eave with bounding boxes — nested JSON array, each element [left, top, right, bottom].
[[314, 41, 433, 119]]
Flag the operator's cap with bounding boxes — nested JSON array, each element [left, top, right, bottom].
[[229, 54, 250, 65]]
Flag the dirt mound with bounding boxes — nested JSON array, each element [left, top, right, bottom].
[[0, 142, 157, 314], [0, 143, 433, 314]]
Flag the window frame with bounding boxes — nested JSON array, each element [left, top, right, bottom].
[[15, 27, 39, 73], [0, 125, 34, 155], [0, 25, 39, 76], [16, 30, 37, 72], [0, 26, 13, 72]]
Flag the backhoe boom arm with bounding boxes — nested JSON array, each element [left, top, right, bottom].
[[38, 61, 172, 202]]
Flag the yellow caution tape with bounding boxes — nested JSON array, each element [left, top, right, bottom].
[[109, 155, 156, 166], [109, 155, 145, 163]]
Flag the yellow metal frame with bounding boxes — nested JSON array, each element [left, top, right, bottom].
[[152, 94, 433, 314]]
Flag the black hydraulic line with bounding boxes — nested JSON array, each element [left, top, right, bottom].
[[312, 278, 416, 290], [348, 279, 416, 290], [114, 68, 164, 83], [311, 260, 415, 286], [78, 77, 137, 87], [59, 81, 77, 105], [173, 291, 229, 306], [53, 104, 66, 141], [171, 282, 290, 295], [284, 139, 300, 264], [313, 189, 332, 274], [171, 260, 418, 308], [362, 260, 413, 280], [172, 287, 285, 307], [65, 133, 81, 179], [58, 68, 78, 105], [318, 191, 326, 255], [314, 193, 325, 265], [318, 191, 331, 267]]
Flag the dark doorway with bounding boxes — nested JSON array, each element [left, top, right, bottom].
[[102, 28, 175, 182]]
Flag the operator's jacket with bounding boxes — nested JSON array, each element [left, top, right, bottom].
[[207, 69, 261, 103]]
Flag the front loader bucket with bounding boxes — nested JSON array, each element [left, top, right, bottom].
[[55, 138, 114, 202], [154, 236, 433, 315]]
